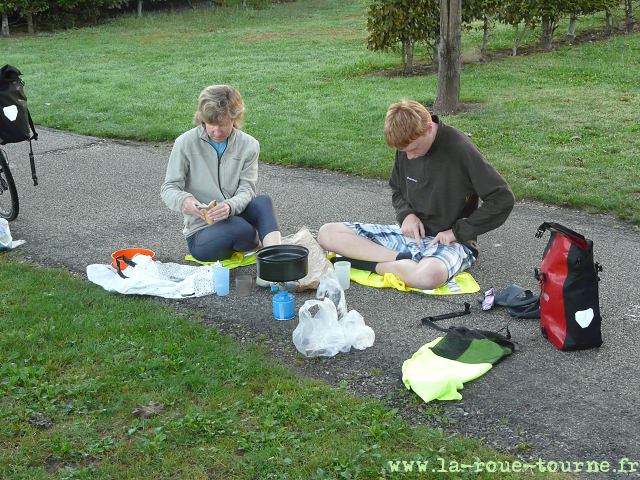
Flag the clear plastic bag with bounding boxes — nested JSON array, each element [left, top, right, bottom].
[[294, 269, 375, 357], [0, 219, 25, 250], [293, 300, 376, 357], [316, 269, 347, 319], [292, 298, 346, 358], [0, 218, 11, 249], [339, 310, 375, 351]]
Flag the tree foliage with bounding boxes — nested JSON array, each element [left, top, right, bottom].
[[463, 0, 503, 53], [1, 0, 17, 36], [1, 0, 132, 32], [366, 0, 440, 73], [499, 0, 618, 51], [367, 0, 629, 68], [15, 0, 48, 33], [1, 0, 276, 34]]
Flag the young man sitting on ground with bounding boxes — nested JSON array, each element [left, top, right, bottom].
[[317, 100, 515, 290]]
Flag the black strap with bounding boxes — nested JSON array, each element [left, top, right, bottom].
[[536, 222, 584, 240], [536, 222, 588, 249], [421, 317, 456, 332], [422, 315, 519, 351], [115, 255, 136, 279], [421, 302, 470, 324], [28, 139, 37, 186], [26, 104, 38, 186], [421, 302, 521, 349], [27, 109, 38, 141]]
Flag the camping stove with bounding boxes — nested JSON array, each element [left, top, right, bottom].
[[255, 245, 309, 321]]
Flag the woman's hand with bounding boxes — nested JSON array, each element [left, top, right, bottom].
[[181, 196, 206, 219], [207, 202, 231, 222]]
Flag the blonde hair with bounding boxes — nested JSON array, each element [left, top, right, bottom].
[[384, 100, 432, 149], [194, 85, 245, 129]]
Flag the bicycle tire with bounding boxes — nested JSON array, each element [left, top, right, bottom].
[[0, 149, 19, 221]]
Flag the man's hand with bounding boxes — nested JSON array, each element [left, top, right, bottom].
[[401, 214, 425, 243], [426, 229, 457, 249]]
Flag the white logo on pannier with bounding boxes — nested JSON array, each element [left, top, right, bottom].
[[575, 308, 594, 328], [3, 105, 18, 122]]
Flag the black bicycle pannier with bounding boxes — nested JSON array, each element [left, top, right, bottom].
[[535, 222, 603, 351], [1, 64, 38, 145], [0, 65, 39, 186]]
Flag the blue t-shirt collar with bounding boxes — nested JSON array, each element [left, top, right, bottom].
[[208, 137, 227, 158]]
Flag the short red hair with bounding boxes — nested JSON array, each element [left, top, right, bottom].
[[384, 100, 432, 149]]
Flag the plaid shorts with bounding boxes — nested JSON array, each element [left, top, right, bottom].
[[344, 222, 475, 281]]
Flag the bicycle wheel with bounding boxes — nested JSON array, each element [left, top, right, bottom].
[[0, 149, 19, 221]]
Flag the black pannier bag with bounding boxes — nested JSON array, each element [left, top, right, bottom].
[[535, 222, 603, 351], [0, 64, 37, 145], [0, 64, 39, 186]]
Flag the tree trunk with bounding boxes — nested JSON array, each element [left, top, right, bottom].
[[138, 0, 143, 17], [402, 41, 407, 73], [540, 14, 553, 50], [567, 13, 576, 43], [606, 10, 612, 33], [434, 0, 461, 115], [402, 39, 415, 74], [512, 21, 529, 56], [432, 37, 439, 66], [481, 13, 489, 55], [2, 14, 9, 36], [27, 12, 34, 35], [626, 0, 634, 33]]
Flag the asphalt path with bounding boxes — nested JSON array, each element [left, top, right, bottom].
[[3, 128, 640, 478]]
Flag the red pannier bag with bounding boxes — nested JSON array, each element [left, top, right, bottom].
[[535, 222, 603, 351]]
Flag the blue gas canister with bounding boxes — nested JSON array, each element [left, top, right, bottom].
[[271, 286, 295, 320]]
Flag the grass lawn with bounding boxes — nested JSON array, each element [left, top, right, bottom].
[[1, 0, 639, 222], [0, 3, 626, 476], [0, 253, 568, 479]]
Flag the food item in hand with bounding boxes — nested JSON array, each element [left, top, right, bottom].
[[201, 200, 217, 224]]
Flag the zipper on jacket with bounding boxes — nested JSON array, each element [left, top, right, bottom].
[[203, 132, 232, 200]]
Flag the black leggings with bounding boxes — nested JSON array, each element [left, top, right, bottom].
[[187, 194, 280, 262]]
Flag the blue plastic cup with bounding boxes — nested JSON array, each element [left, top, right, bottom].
[[213, 267, 230, 296]]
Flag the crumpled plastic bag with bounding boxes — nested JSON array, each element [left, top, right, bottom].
[[292, 298, 375, 358], [293, 298, 346, 357], [87, 254, 216, 299], [316, 269, 347, 319], [0, 218, 25, 250], [339, 310, 375, 351]]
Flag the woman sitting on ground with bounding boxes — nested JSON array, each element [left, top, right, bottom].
[[161, 85, 281, 264]]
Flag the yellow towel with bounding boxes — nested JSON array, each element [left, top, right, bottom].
[[185, 251, 257, 269], [186, 250, 479, 294], [349, 268, 479, 295]]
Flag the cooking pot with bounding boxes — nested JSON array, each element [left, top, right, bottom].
[[256, 245, 309, 282]]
